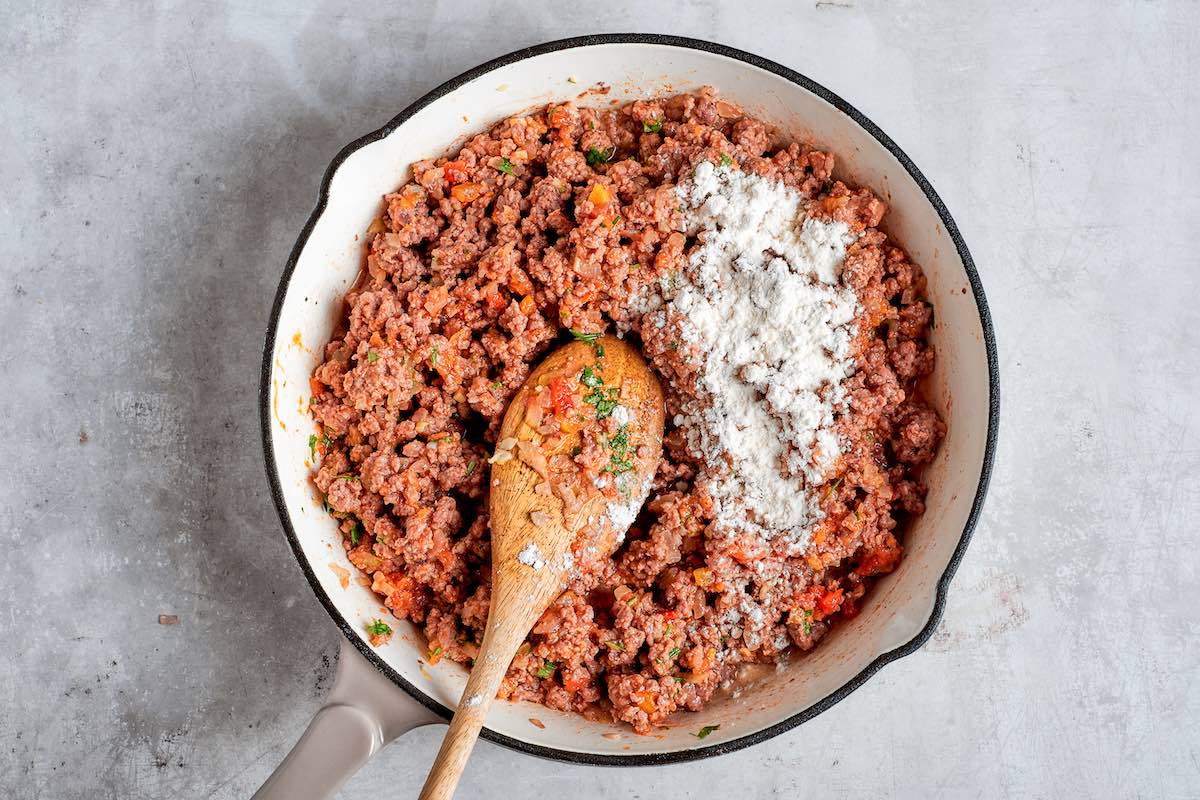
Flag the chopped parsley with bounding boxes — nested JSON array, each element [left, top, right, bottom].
[[308, 434, 318, 460], [366, 350, 380, 363], [429, 645, 443, 660], [643, 119, 662, 133], [585, 146, 613, 166], [366, 619, 392, 637], [465, 459, 477, 477], [823, 476, 844, 499], [430, 345, 438, 366], [535, 660, 556, 679], [580, 365, 603, 388], [491, 379, 504, 390], [594, 342, 605, 358], [604, 640, 625, 652], [605, 425, 634, 475], [801, 609, 814, 636], [570, 329, 601, 344], [496, 157, 514, 175], [718, 153, 733, 167], [336, 473, 359, 482], [694, 724, 720, 740], [668, 646, 681, 659], [584, 385, 620, 419], [350, 521, 363, 546]]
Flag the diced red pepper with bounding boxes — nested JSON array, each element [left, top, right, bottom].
[[817, 587, 844, 617], [549, 377, 575, 416], [562, 670, 588, 694], [484, 289, 508, 312], [857, 542, 901, 576], [443, 160, 469, 184]]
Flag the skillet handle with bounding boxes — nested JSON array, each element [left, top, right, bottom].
[[252, 638, 443, 800]]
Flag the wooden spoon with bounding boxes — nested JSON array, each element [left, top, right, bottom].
[[419, 335, 664, 800]]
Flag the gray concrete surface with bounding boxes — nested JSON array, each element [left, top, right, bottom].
[[2, 1, 1197, 798]]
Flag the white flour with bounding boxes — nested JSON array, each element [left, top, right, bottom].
[[657, 161, 859, 550], [516, 542, 544, 570]]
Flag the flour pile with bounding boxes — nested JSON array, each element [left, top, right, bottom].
[[642, 161, 860, 551]]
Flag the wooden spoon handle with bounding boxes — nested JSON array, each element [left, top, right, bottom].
[[419, 582, 549, 800]]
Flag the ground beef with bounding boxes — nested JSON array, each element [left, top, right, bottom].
[[309, 88, 944, 733]]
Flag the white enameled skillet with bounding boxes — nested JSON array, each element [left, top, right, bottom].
[[255, 34, 999, 799]]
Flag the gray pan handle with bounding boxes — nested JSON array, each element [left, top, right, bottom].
[[252, 638, 443, 800]]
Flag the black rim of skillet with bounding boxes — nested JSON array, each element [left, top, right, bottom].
[[259, 32, 1000, 767]]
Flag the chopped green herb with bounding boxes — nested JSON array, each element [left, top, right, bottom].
[[570, 329, 601, 344], [594, 342, 605, 358], [605, 425, 633, 475], [665, 623, 673, 636], [308, 434, 318, 460], [580, 365, 603, 388], [584, 385, 620, 419], [350, 521, 363, 546], [366, 350, 380, 363], [674, 676, 685, 684], [366, 619, 392, 637], [465, 460, 477, 477], [309, 395, 317, 406], [429, 645, 442, 660], [668, 646, 681, 659], [322, 434, 333, 449], [694, 724, 720, 740], [491, 379, 504, 390], [336, 473, 359, 481], [643, 119, 662, 133], [570, 445, 582, 457], [668, 340, 679, 351], [604, 640, 625, 652], [496, 157, 514, 175], [718, 153, 733, 167], [535, 660, 556, 679], [824, 476, 844, 499], [322, 498, 336, 515], [802, 609, 813, 636], [585, 147, 612, 166], [430, 345, 438, 367]]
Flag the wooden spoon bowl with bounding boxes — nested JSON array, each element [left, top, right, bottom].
[[420, 335, 664, 799]]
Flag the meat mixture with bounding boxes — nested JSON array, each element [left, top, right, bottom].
[[308, 88, 944, 733]]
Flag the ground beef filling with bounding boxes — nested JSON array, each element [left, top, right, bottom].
[[309, 88, 944, 733]]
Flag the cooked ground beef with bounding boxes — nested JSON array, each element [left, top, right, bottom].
[[309, 87, 944, 733]]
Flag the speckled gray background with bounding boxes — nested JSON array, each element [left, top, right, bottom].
[[3, 1, 1197, 798]]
